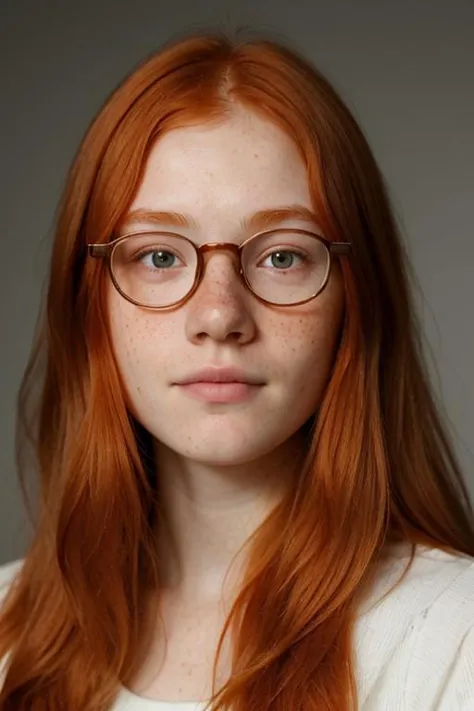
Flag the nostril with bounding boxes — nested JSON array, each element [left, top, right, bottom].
[[184, 283, 257, 345], [195, 329, 244, 343]]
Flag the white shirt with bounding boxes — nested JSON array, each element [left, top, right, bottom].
[[1, 543, 473, 710]]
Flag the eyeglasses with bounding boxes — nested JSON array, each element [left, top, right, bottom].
[[87, 228, 352, 309]]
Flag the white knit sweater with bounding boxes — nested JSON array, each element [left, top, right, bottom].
[[1, 543, 473, 710]]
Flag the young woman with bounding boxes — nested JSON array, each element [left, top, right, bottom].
[[0, 29, 473, 711]]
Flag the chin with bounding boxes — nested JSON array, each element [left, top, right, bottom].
[[171, 419, 306, 467], [184, 452, 258, 467], [137, 405, 311, 466], [173, 437, 276, 466]]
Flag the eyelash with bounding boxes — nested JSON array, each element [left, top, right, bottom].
[[133, 247, 309, 271]]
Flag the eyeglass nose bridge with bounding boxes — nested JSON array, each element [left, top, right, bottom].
[[199, 241, 242, 259], [186, 241, 261, 306], [194, 241, 245, 282]]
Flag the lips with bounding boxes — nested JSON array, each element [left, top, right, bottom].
[[175, 366, 265, 386], [174, 367, 265, 404]]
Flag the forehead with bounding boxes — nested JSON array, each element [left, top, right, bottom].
[[128, 109, 313, 227]]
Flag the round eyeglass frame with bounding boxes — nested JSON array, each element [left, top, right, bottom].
[[87, 228, 352, 310]]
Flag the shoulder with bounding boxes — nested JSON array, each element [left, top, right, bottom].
[[360, 543, 474, 617], [0, 558, 24, 588], [0, 558, 24, 688], [404, 548, 474, 709], [0, 558, 23, 583], [0, 558, 24, 607], [355, 543, 474, 709]]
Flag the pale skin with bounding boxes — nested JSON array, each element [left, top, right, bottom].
[[107, 106, 345, 700]]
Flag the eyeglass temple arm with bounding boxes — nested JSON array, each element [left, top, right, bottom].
[[88, 244, 110, 258], [330, 242, 352, 255]]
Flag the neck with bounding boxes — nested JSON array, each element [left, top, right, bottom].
[[151, 430, 306, 605]]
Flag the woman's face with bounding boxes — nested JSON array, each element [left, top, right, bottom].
[[107, 107, 345, 465]]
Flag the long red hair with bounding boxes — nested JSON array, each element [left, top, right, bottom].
[[1, 29, 473, 711]]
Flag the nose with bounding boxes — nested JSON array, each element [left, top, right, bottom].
[[184, 249, 257, 346]]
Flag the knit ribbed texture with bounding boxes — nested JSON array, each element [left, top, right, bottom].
[[1, 544, 473, 710]]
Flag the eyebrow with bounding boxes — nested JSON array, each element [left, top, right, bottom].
[[120, 205, 322, 234]]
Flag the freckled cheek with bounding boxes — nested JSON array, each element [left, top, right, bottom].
[[264, 313, 341, 388], [109, 306, 184, 373]]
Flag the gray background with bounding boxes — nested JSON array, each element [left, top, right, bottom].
[[1, 0, 473, 565]]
